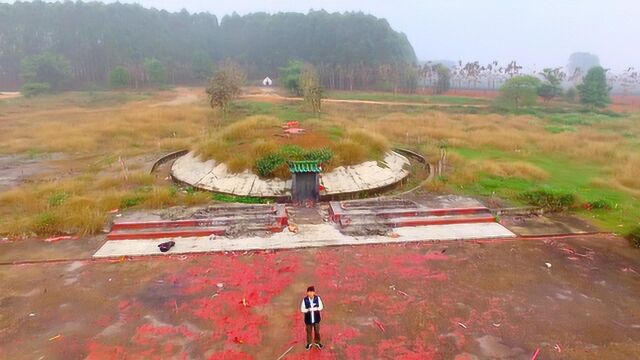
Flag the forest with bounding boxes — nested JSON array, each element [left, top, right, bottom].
[[0, 1, 416, 89]]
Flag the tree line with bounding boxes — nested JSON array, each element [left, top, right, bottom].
[[0, 1, 416, 90]]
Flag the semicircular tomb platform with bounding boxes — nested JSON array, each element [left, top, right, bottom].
[[170, 151, 411, 200]]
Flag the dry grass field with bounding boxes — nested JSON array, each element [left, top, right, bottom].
[[0, 87, 639, 238]]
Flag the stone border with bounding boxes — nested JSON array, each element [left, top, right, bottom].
[[150, 149, 189, 174], [169, 151, 413, 202]]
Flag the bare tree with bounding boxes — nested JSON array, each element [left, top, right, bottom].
[[206, 63, 245, 113], [301, 65, 323, 114]]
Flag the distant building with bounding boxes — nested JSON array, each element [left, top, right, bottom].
[[262, 76, 273, 86]]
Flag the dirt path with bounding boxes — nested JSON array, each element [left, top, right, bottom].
[[150, 87, 203, 107], [0, 91, 21, 100], [241, 93, 489, 108]]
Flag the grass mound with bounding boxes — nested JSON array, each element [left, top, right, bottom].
[[196, 116, 390, 178]]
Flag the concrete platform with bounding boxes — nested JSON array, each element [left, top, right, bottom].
[[170, 151, 410, 197], [93, 222, 516, 258]]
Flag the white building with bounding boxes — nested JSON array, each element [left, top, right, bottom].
[[262, 76, 273, 86]]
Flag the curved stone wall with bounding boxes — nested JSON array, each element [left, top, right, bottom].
[[171, 151, 411, 199]]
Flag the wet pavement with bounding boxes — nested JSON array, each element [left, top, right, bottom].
[[1, 234, 640, 359]]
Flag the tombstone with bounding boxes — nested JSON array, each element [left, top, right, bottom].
[[289, 161, 321, 203], [262, 76, 273, 86]]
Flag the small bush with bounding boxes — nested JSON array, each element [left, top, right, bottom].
[[520, 189, 576, 212], [302, 147, 334, 164], [627, 227, 640, 248], [21, 82, 51, 97], [120, 195, 144, 208], [256, 153, 285, 177], [279, 144, 306, 160], [585, 199, 612, 210], [32, 212, 60, 235]]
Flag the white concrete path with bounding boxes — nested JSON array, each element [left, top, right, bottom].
[[93, 223, 516, 258]]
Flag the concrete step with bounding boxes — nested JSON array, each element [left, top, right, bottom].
[[340, 213, 496, 228], [107, 227, 227, 240], [112, 216, 279, 231], [107, 204, 288, 240]]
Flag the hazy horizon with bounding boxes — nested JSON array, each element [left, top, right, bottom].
[[2, 0, 638, 72]]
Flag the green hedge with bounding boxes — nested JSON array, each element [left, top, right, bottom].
[[255, 146, 334, 177], [520, 189, 576, 212], [256, 153, 285, 177]]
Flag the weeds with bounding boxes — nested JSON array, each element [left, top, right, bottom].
[[520, 189, 576, 212]]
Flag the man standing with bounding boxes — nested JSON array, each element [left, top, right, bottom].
[[300, 285, 324, 350]]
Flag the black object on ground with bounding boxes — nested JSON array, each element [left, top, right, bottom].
[[158, 241, 176, 253]]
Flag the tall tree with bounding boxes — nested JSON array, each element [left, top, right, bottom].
[[192, 51, 213, 81], [206, 63, 246, 113], [280, 60, 304, 95], [567, 52, 600, 75], [144, 58, 166, 85], [20, 53, 71, 91], [577, 66, 611, 108], [537, 67, 565, 103], [109, 66, 130, 88], [433, 64, 451, 95], [0, 2, 416, 89], [497, 75, 541, 109]]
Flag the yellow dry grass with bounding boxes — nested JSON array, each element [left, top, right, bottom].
[[1, 90, 639, 237]]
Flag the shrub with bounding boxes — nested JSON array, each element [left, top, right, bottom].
[[520, 189, 576, 212], [21, 82, 51, 97], [627, 227, 640, 248], [120, 195, 144, 208], [279, 144, 305, 160], [302, 147, 333, 164], [32, 212, 60, 235], [256, 153, 285, 177], [585, 199, 612, 210]]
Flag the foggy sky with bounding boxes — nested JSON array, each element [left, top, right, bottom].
[[3, 0, 639, 71]]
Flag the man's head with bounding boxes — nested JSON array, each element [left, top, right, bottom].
[[306, 286, 315, 297]]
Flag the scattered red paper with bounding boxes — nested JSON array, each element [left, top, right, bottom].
[[373, 319, 386, 333], [44, 236, 79, 243]]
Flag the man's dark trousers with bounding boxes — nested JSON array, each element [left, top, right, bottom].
[[306, 323, 321, 344]]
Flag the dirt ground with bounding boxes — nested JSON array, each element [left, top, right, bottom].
[[1, 233, 639, 359]]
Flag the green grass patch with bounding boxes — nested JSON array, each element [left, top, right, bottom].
[[548, 112, 622, 126], [233, 101, 311, 121], [544, 125, 576, 134], [211, 193, 270, 204], [326, 91, 488, 105], [452, 147, 639, 233]]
